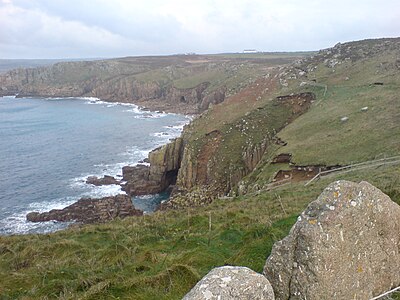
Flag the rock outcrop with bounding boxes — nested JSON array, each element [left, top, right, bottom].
[[175, 91, 315, 199], [122, 138, 184, 196], [263, 180, 400, 300], [183, 266, 275, 300], [86, 175, 119, 186], [26, 194, 142, 224]]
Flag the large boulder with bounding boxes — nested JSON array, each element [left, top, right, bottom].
[[263, 180, 400, 300], [183, 266, 274, 300]]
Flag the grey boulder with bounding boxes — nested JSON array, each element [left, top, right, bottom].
[[183, 266, 274, 300], [263, 180, 400, 300]]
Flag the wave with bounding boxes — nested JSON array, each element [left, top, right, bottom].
[[153, 131, 173, 138], [0, 197, 77, 235], [132, 112, 168, 119], [83, 98, 171, 119], [0, 96, 191, 235]]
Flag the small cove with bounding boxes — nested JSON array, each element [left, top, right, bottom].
[[0, 96, 189, 235]]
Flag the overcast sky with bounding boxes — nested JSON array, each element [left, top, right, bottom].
[[0, 0, 399, 59]]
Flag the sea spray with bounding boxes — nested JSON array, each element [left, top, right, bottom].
[[0, 96, 190, 234]]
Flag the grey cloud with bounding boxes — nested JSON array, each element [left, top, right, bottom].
[[1, 0, 399, 58]]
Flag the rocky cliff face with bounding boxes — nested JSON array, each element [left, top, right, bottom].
[[122, 138, 184, 196], [0, 57, 232, 114], [172, 91, 314, 202]]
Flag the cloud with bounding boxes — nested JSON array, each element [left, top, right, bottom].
[[0, 2, 150, 58], [0, 0, 399, 58]]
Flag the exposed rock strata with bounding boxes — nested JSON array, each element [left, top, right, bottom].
[[122, 138, 184, 196], [174, 92, 315, 199], [26, 194, 142, 224], [158, 187, 215, 210], [183, 266, 275, 300], [263, 180, 400, 300], [0, 60, 228, 114]]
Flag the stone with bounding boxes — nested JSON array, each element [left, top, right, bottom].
[[86, 175, 119, 186], [26, 194, 142, 224], [263, 180, 400, 300], [122, 138, 184, 196], [183, 266, 274, 300]]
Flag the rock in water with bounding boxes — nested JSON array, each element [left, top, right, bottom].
[[26, 194, 142, 224], [263, 180, 400, 300], [183, 266, 274, 300], [86, 175, 119, 186]]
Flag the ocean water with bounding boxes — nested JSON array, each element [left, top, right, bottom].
[[0, 96, 189, 235]]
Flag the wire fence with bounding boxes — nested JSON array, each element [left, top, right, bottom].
[[370, 286, 400, 300], [305, 156, 400, 186]]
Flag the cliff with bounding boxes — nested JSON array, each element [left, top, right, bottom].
[[165, 90, 315, 206], [0, 54, 304, 114], [1, 38, 400, 300], [122, 138, 184, 196], [164, 38, 400, 207]]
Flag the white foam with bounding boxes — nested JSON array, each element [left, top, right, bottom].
[[1, 95, 17, 99], [0, 197, 77, 235], [82, 184, 124, 198], [153, 132, 172, 138], [28, 197, 77, 212], [75, 96, 100, 101], [132, 112, 167, 119]]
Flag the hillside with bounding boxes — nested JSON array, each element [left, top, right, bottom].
[[0, 53, 308, 114], [166, 38, 400, 204], [1, 38, 400, 299]]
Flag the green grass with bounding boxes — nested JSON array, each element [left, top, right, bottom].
[[1, 164, 399, 299], [173, 70, 224, 90], [277, 84, 400, 166], [2, 39, 400, 299], [210, 51, 314, 60]]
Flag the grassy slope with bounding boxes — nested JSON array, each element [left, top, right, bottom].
[[1, 40, 400, 299], [277, 50, 400, 165], [0, 166, 399, 299], [238, 39, 400, 191]]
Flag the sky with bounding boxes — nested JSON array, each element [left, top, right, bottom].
[[0, 0, 399, 59]]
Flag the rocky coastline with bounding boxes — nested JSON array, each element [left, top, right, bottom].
[[26, 136, 187, 224], [0, 57, 229, 115]]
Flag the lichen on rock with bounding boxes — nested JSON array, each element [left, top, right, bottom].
[[183, 266, 274, 300], [263, 180, 400, 300]]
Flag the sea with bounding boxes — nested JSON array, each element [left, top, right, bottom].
[[0, 96, 190, 235]]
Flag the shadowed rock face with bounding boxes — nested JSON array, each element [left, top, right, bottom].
[[26, 194, 142, 224], [183, 266, 275, 300], [263, 180, 400, 300], [122, 138, 184, 196]]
